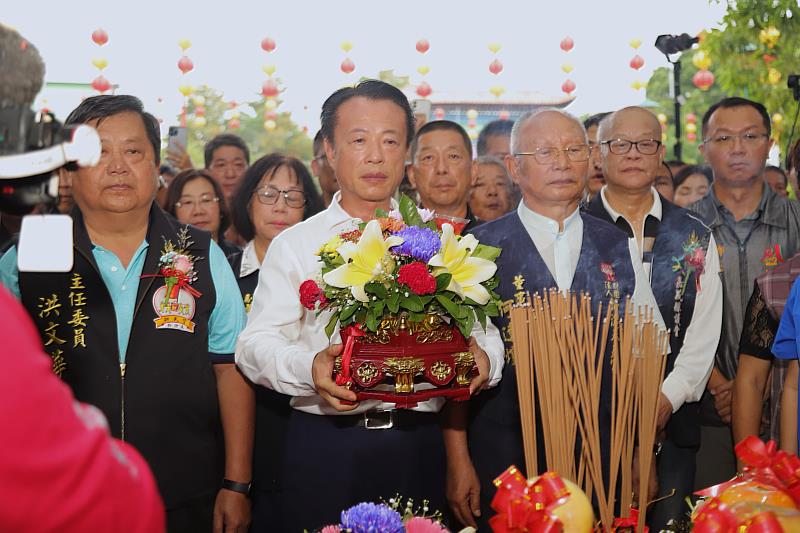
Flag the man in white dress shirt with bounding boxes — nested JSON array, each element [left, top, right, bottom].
[[585, 106, 721, 530], [445, 109, 664, 529], [235, 80, 504, 531]]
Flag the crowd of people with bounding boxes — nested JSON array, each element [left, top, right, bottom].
[[4, 73, 800, 533]]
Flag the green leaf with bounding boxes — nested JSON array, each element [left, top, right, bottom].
[[373, 300, 385, 317], [401, 293, 424, 312], [365, 309, 379, 332], [388, 292, 401, 314], [365, 282, 388, 299], [436, 294, 466, 319], [483, 302, 500, 317], [408, 311, 425, 323], [456, 317, 471, 339], [435, 273, 452, 291], [462, 308, 475, 337], [472, 244, 501, 261], [340, 302, 360, 323], [399, 194, 424, 226], [375, 208, 388, 218], [325, 313, 339, 339], [475, 306, 487, 331]]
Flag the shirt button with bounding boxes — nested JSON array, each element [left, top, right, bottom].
[[121, 285, 126, 291], [111, 266, 118, 272]]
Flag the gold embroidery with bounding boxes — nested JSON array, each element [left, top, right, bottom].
[[38, 294, 61, 318]]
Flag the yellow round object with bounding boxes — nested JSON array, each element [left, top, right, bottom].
[[466, 109, 478, 120], [192, 116, 206, 128], [528, 476, 594, 533], [264, 119, 277, 131], [768, 68, 782, 85]]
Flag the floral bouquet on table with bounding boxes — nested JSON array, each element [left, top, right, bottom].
[[315, 496, 457, 533], [299, 195, 502, 408]]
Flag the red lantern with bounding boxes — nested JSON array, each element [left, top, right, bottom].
[[692, 70, 715, 91], [763, 54, 777, 64], [228, 118, 240, 130], [489, 59, 503, 75], [433, 107, 445, 120], [416, 39, 430, 54], [560, 37, 574, 52], [686, 113, 697, 123], [416, 82, 432, 98], [91, 28, 109, 46], [91, 75, 111, 93], [499, 110, 510, 120], [687, 132, 697, 142], [261, 80, 279, 98], [629, 55, 644, 70], [561, 79, 576, 94], [340, 58, 355, 74], [177, 56, 194, 74], [195, 106, 206, 117], [261, 37, 276, 52]]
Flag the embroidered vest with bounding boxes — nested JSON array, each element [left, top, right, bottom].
[[586, 195, 712, 446], [469, 211, 636, 474], [18, 205, 221, 508]]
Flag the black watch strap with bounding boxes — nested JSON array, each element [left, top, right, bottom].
[[222, 478, 251, 496]]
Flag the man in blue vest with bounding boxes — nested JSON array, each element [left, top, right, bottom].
[[444, 108, 663, 529], [0, 95, 251, 533], [585, 106, 722, 530]]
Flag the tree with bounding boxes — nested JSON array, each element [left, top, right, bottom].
[[174, 84, 312, 168]]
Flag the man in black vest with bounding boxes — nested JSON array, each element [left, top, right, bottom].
[[444, 108, 663, 529], [0, 95, 252, 533], [585, 106, 722, 530]]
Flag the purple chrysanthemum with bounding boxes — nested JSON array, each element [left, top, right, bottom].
[[391, 226, 441, 263], [339, 502, 404, 533]]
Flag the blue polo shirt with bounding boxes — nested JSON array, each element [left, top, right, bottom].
[[772, 276, 800, 451], [0, 240, 245, 363]]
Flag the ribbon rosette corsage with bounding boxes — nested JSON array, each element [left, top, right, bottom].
[[671, 231, 706, 337], [142, 227, 202, 305]]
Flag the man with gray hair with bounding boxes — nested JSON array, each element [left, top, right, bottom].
[[444, 108, 663, 529], [586, 106, 722, 530]]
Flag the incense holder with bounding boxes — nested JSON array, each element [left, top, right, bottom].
[[335, 313, 476, 409]]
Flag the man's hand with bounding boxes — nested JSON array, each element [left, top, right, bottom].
[[446, 455, 481, 528], [166, 140, 193, 170], [213, 488, 250, 533], [711, 379, 734, 424], [468, 336, 490, 395], [656, 392, 673, 432], [312, 344, 358, 411]]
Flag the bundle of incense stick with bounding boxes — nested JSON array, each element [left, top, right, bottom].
[[509, 290, 668, 532]]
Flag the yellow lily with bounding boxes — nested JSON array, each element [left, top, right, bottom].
[[428, 224, 497, 305], [323, 220, 403, 302]]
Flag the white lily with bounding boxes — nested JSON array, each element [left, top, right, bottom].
[[323, 220, 403, 302], [428, 224, 497, 305]]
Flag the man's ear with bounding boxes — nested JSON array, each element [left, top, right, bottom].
[[470, 160, 479, 187], [504, 155, 520, 186], [323, 137, 335, 167], [406, 163, 418, 189]]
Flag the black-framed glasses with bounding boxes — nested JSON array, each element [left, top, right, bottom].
[[601, 138, 662, 155], [702, 132, 769, 148], [255, 185, 306, 208], [174, 194, 220, 210], [514, 144, 592, 165]]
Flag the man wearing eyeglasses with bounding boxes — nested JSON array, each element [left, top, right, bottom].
[[448, 108, 662, 530], [688, 97, 800, 490], [584, 106, 722, 530]]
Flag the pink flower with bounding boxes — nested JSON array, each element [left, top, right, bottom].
[[319, 526, 341, 533], [173, 255, 192, 274], [404, 517, 447, 533]]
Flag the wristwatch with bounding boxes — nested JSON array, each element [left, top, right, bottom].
[[222, 478, 251, 497]]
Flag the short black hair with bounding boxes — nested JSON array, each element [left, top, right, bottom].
[[765, 165, 788, 186], [320, 79, 414, 148], [476, 119, 514, 156], [673, 164, 713, 188], [312, 129, 324, 157], [789, 138, 800, 172], [583, 112, 611, 131], [203, 133, 250, 168], [64, 95, 160, 165], [231, 154, 325, 242], [702, 96, 771, 137], [165, 169, 230, 237], [410, 120, 472, 161]]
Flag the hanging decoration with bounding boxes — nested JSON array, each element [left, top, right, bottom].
[[628, 38, 645, 92], [692, 51, 712, 71], [261, 37, 276, 53], [415, 81, 432, 98], [433, 107, 445, 120], [692, 70, 715, 91], [686, 113, 697, 143], [416, 39, 430, 54], [759, 26, 781, 49], [657, 113, 668, 143], [559, 36, 574, 52], [487, 43, 504, 103], [259, 36, 282, 131], [415, 39, 431, 99], [91, 28, 108, 46], [560, 36, 575, 95], [90, 29, 111, 94], [177, 39, 194, 126]]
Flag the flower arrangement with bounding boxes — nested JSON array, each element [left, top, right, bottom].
[[317, 496, 448, 533], [144, 227, 203, 305], [300, 195, 502, 340]]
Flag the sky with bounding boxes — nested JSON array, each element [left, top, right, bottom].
[[5, 0, 728, 138]]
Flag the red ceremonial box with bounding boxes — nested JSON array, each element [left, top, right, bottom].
[[335, 314, 477, 409]]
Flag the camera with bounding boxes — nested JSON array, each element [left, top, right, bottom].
[[788, 74, 800, 102], [654, 34, 699, 56]]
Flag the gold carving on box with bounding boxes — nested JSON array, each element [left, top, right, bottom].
[[454, 351, 475, 386], [334, 355, 342, 374], [356, 362, 380, 383], [384, 357, 425, 393], [430, 360, 452, 381]]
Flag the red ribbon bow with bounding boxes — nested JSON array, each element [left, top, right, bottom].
[[693, 497, 784, 533], [335, 324, 365, 387], [141, 268, 202, 298], [612, 508, 648, 532], [488, 467, 567, 533]]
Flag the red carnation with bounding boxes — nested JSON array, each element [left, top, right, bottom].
[[299, 280, 327, 310], [397, 262, 437, 295]]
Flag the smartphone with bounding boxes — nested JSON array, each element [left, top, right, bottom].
[[167, 126, 187, 154]]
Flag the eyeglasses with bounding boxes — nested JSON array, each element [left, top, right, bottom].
[[601, 138, 662, 155], [514, 145, 592, 165], [703, 132, 770, 148], [174, 194, 220, 210], [255, 185, 306, 208]]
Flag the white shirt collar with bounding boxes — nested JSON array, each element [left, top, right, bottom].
[[240, 240, 260, 278], [517, 201, 582, 235], [599, 186, 662, 223], [324, 190, 400, 232]]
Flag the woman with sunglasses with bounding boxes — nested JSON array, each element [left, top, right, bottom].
[[227, 153, 323, 531]]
